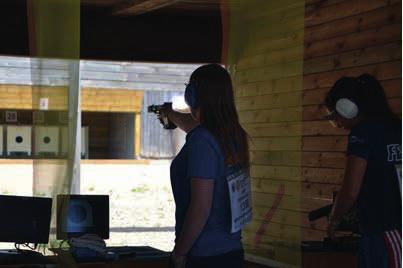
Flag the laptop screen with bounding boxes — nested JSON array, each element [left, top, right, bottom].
[[0, 195, 52, 244], [57, 195, 109, 240]]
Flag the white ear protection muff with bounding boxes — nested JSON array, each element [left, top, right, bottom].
[[335, 98, 358, 119]]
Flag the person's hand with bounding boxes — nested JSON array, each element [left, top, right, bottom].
[[161, 103, 173, 117], [171, 251, 187, 268], [327, 217, 340, 240], [157, 104, 173, 124]]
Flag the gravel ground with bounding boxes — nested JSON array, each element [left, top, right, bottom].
[[80, 160, 176, 252], [0, 160, 176, 252]]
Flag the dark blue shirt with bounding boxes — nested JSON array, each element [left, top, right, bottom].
[[170, 126, 242, 256], [347, 119, 402, 235]]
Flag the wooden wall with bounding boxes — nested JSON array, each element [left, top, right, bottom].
[[0, 85, 143, 113], [227, 1, 306, 266], [227, 0, 401, 267], [302, 0, 401, 237]]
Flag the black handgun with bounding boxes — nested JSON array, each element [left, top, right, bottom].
[[147, 102, 177, 130], [308, 204, 333, 221], [308, 204, 359, 233]]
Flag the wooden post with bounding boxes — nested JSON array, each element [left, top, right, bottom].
[[134, 113, 141, 158]]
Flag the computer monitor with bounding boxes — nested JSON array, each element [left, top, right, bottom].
[[0, 195, 52, 244], [56, 195, 109, 240]]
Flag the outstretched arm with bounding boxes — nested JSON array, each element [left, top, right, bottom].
[[164, 109, 199, 133]]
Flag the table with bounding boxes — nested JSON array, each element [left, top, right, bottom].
[[0, 246, 170, 268]]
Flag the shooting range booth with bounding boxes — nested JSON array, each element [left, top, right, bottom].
[[0, 0, 401, 268]]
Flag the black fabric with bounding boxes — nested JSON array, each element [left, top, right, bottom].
[[347, 119, 402, 235], [186, 249, 244, 268]]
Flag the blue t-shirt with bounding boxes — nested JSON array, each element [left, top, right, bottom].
[[347, 119, 402, 235], [170, 125, 242, 256]]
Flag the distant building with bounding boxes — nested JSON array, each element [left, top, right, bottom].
[[0, 56, 199, 159]]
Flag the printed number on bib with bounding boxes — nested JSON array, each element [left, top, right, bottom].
[[226, 169, 252, 233]]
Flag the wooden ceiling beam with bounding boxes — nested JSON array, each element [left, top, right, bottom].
[[113, 0, 181, 16]]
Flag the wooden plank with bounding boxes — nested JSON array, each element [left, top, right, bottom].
[[242, 30, 305, 57], [0, 85, 145, 112], [252, 205, 328, 230], [244, 223, 326, 241], [305, 0, 392, 27], [134, 113, 141, 158], [251, 151, 346, 168], [239, 107, 302, 124], [305, 4, 401, 43], [235, 76, 302, 97], [81, 88, 144, 112], [238, 39, 401, 75], [382, 79, 403, 98], [243, 122, 302, 137], [303, 104, 328, 121], [252, 177, 339, 199], [302, 136, 348, 152], [252, 191, 330, 212], [251, 165, 302, 181], [113, 0, 180, 16], [237, 61, 401, 97], [252, 204, 306, 228], [244, 6, 305, 43], [304, 42, 401, 75], [236, 92, 301, 111], [252, 178, 301, 197], [237, 46, 303, 71], [239, 3, 401, 65], [242, 0, 306, 25], [251, 151, 301, 166], [0, 85, 69, 110], [303, 61, 401, 90], [243, 223, 317, 242], [389, 98, 402, 114], [251, 150, 347, 168], [302, 167, 345, 184], [303, 89, 329, 106], [251, 137, 301, 151], [236, 61, 303, 84], [302, 152, 346, 168], [242, 121, 348, 137], [82, 80, 185, 92], [302, 79, 401, 108], [304, 23, 401, 59], [302, 121, 349, 136], [245, 231, 324, 245]]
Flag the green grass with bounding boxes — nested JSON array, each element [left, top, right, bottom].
[[131, 184, 149, 193]]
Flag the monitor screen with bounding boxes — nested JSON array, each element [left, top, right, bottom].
[[0, 195, 52, 244], [57, 195, 109, 240]]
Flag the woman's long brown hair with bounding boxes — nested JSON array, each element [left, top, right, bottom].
[[190, 64, 250, 168]]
